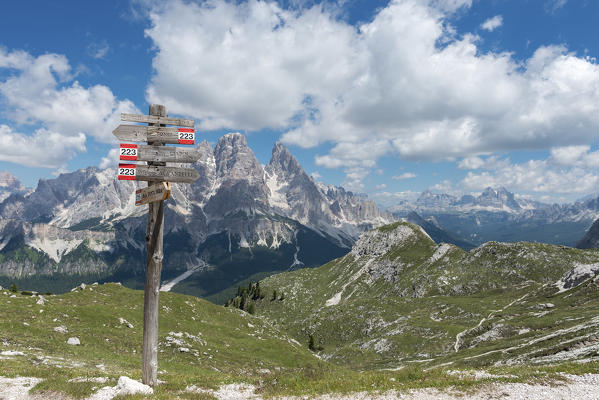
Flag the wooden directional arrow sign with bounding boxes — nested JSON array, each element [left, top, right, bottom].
[[119, 144, 201, 163], [113, 125, 195, 145], [121, 113, 194, 127], [136, 182, 171, 206], [118, 164, 199, 183]]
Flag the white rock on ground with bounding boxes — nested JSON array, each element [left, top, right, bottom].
[[67, 337, 80, 345], [53, 326, 68, 334], [0, 377, 42, 399], [0, 350, 25, 357], [88, 376, 153, 400], [118, 318, 134, 329]]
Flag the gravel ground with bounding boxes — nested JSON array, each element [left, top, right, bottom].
[[0, 377, 41, 400], [190, 374, 599, 400], [2, 374, 599, 399]]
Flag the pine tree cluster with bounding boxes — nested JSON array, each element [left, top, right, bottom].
[[224, 281, 265, 314]]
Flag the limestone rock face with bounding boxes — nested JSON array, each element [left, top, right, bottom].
[[351, 224, 426, 258]]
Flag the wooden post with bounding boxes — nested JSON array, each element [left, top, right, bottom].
[[142, 104, 167, 386]]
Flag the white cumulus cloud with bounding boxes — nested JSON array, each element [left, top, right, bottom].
[[99, 148, 120, 169], [143, 0, 599, 189], [393, 172, 417, 180], [461, 155, 599, 195], [481, 15, 503, 32], [0, 48, 138, 168], [0, 125, 86, 168]]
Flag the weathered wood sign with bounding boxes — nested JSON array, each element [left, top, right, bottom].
[[119, 143, 201, 163], [136, 182, 171, 206], [112, 105, 198, 387], [121, 113, 194, 127], [113, 125, 195, 145], [118, 163, 200, 183]]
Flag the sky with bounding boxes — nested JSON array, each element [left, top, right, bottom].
[[1, 0, 599, 207]]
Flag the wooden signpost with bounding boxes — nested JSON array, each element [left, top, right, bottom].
[[112, 105, 198, 387], [113, 124, 196, 144], [119, 143, 202, 163], [136, 182, 171, 206], [117, 164, 200, 183], [120, 113, 194, 127]]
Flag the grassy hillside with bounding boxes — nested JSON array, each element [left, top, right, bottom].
[[252, 222, 599, 371], [3, 222, 599, 398], [0, 283, 339, 398], [0, 282, 534, 399], [2, 269, 599, 397]]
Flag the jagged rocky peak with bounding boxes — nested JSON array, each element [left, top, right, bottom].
[[196, 140, 215, 163], [416, 190, 456, 208], [187, 140, 216, 198], [0, 171, 27, 203], [0, 171, 23, 190], [213, 133, 263, 184], [267, 142, 304, 178], [476, 186, 520, 209], [351, 222, 433, 258]]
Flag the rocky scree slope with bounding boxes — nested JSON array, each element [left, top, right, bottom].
[[253, 222, 599, 370], [0, 134, 393, 297]]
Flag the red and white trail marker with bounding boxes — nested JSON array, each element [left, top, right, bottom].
[[113, 125, 196, 145], [120, 144, 139, 161], [117, 164, 137, 180], [177, 128, 195, 145]]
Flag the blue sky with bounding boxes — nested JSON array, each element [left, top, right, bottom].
[[1, 0, 599, 206]]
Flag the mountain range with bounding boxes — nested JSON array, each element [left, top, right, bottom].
[[390, 187, 599, 247], [0, 133, 393, 298]]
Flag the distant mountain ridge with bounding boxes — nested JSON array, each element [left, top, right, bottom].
[[0, 134, 394, 297], [391, 187, 546, 214], [389, 186, 599, 247], [0, 170, 29, 203], [404, 211, 475, 250]]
